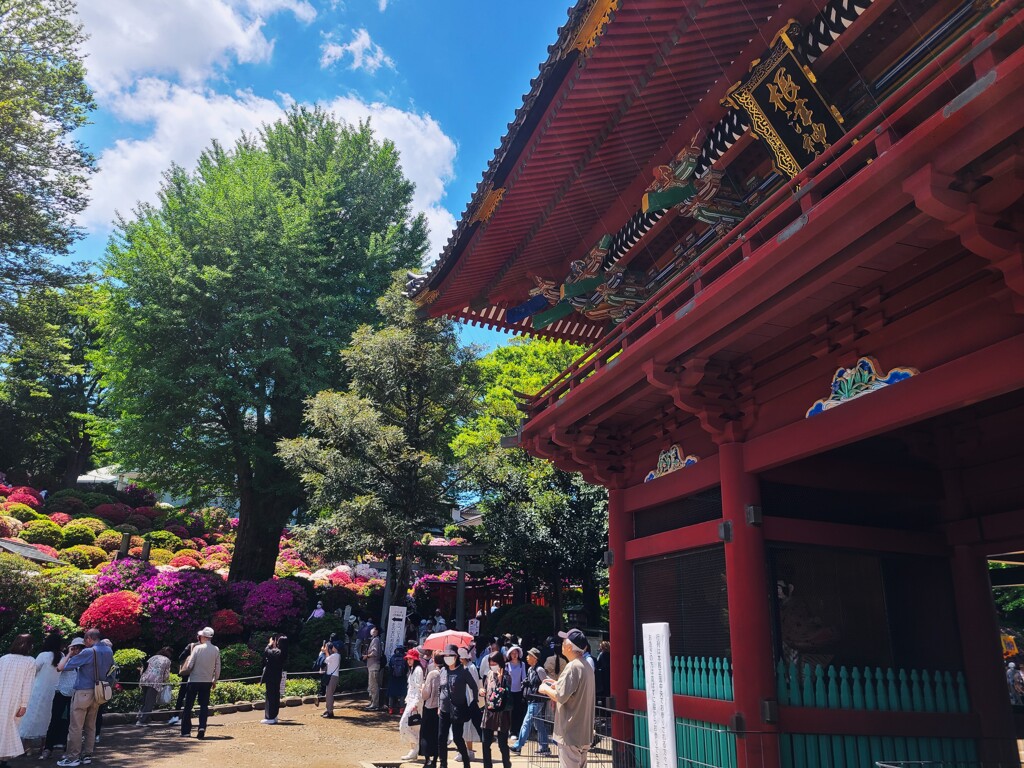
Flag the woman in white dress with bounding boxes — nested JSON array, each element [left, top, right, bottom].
[[0, 634, 37, 768], [398, 648, 425, 760], [18, 633, 63, 751]]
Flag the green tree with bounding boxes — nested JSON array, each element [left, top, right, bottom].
[[0, 285, 105, 485], [95, 107, 427, 582], [0, 0, 95, 318], [279, 278, 480, 613], [453, 338, 608, 630]]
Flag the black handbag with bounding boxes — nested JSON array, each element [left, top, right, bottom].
[[408, 712, 422, 726]]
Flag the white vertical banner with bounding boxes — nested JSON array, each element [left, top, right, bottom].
[[642, 622, 676, 768], [385, 605, 407, 658], [468, 618, 480, 636]]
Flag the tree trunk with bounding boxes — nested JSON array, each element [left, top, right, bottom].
[[549, 567, 563, 632], [61, 430, 92, 489]]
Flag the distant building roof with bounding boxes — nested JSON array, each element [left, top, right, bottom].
[[451, 505, 484, 527], [0, 538, 63, 565]]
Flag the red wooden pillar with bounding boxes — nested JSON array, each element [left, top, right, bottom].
[[949, 545, 1018, 763], [607, 486, 634, 741], [720, 442, 779, 768]]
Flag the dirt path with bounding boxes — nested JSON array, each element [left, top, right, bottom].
[[10, 698, 410, 768]]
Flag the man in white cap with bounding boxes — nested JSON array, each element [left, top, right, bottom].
[[539, 629, 595, 768], [179, 627, 220, 739]]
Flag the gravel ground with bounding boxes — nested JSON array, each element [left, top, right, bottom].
[[8, 697, 411, 768]]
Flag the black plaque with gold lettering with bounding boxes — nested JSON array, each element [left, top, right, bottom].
[[724, 21, 846, 179]]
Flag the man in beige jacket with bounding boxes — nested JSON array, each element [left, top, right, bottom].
[[179, 627, 220, 739]]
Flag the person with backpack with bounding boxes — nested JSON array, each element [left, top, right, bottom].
[[480, 650, 513, 768], [511, 647, 551, 755], [387, 645, 409, 715], [322, 642, 342, 718]]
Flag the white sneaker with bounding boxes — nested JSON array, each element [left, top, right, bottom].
[[401, 750, 418, 761], [167, 717, 180, 725], [455, 755, 462, 763]]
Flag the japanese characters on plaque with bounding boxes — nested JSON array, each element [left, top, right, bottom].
[[724, 21, 846, 179]]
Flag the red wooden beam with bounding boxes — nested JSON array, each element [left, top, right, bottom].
[[743, 333, 1024, 474], [777, 706, 980, 738], [627, 688, 734, 726], [622, 454, 721, 514], [625, 518, 722, 561], [762, 517, 948, 557]]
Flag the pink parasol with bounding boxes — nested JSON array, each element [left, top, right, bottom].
[[421, 630, 475, 651]]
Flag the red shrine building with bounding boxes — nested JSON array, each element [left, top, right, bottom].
[[407, 0, 1024, 765]]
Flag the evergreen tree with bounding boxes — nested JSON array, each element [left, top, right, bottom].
[[95, 108, 427, 582]]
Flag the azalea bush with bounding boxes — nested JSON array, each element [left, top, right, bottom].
[[4, 502, 44, 521], [0, 515, 21, 538], [95, 558, 158, 595], [59, 545, 108, 568], [222, 580, 256, 613], [211, 608, 243, 636], [21, 519, 64, 547], [80, 590, 144, 644], [242, 578, 308, 630], [71, 517, 108, 534], [48, 512, 72, 527], [44, 496, 87, 516], [7, 488, 42, 510], [61, 522, 97, 546], [121, 484, 156, 508], [42, 612, 78, 638], [144, 530, 182, 552], [169, 554, 201, 568], [95, 530, 125, 553], [37, 568, 92, 619], [0, 553, 41, 641], [113, 647, 148, 681], [139, 569, 222, 645], [219, 642, 262, 680], [92, 503, 132, 525]]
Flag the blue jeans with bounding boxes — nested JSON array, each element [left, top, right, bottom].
[[516, 700, 549, 749]]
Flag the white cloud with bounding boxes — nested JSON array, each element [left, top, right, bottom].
[[378, 0, 388, 10], [83, 84, 457, 265], [77, 0, 316, 95], [320, 28, 394, 74]]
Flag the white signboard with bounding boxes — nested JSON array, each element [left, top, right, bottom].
[[642, 623, 677, 768], [468, 619, 480, 636], [385, 606, 407, 658]]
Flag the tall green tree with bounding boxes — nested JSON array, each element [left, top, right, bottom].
[[0, 0, 95, 319], [0, 285, 105, 485], [453, 338, 608, 629], [95, 107, 427, 582], [279, 279, 480, 612]]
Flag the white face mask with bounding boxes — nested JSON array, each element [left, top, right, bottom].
[[445, 656, 457, 666], [489, 665, 498, 672]]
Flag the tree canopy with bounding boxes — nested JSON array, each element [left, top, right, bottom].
[[94, 107, 428, 582], [0, 285, 105, 485], [0, 0, 95, 320], [454, 338, 608, 628], [279, 279, 480, 611]]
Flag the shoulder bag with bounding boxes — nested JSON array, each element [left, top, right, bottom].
[[93, 649, 113, 704]]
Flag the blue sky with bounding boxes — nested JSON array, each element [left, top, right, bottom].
[[72, 0, 571, 350]]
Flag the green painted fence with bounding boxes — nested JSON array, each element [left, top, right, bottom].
[[776, 661, 970, 714], [632, 655, 734, 701], [633, 712, 738, 768], [779, 733, 978, 768]]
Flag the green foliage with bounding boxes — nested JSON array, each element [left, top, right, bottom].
[[60, 522, 96, 546], [80, 492, 115, 509], [105, 686, 143, 713], [210, 681, 263, 705], [219, 643, 263, 681], [0, 286, 105, 482], [453, 339, 608, 626], [95, 106, 428, 583], [37, 567, 91, 618], [294, 615, 349, 663], [143, 530, 182, 551], [492, 604, 554, 649], [58, 544, 107, 568], [338, 666, 368, 691], [21, 518, 63, 547], [0, 0, 95, 320], [280, 277, 480, 605], [70, 516, 108, 533], [113, 647, 148, 681], [0, 552, 42, 642], [41, 612, 77, 638], [3, 502, 45, 522], [284, 677, 319, 696], [94, 529, 124, 553]]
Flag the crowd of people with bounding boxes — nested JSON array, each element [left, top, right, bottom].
[[311, 622, 610, 768], [1, 615, 610, 768]]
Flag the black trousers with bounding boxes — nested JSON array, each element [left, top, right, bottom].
[[265, 673, 282, 721], [509, 691, 526, 737], [45, 692, 71, 749], [176, 675, 190, 712], [482, 724, 512, 768], [438, 710, 469, 768], [181, 682, 212, 734]]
